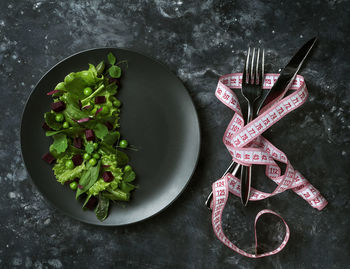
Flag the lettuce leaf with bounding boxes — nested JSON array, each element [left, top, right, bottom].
[[53, 154, 86, 184]]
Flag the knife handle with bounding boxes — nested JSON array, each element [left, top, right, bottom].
[[240, 164, 252, 206]]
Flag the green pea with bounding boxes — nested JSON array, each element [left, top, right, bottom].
[[55, 113, 64, 122], [124, 165, 132, 172], [93, 153, 100, 159], [65, 160, 74, 169], [69, 181, 78, 190], [101, 106, 110, 115], [83, 87, 92, 96], [64, 72, 75, 84], [83, 153, 91, 160], [96, 61, 105, 75], [93, 143, 99, 150], [89, 158, 97, 166], [113, 99, 121, 107], [119, 139, 128, 149], [55, 82, 66, 91], [62, 121, 69, 128]]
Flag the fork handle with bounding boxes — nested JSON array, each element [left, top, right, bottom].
[[240, 103, 253, 206]]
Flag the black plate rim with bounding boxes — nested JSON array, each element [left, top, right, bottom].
[[20, 47, 201, 226]]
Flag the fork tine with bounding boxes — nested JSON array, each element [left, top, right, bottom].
[[243, 47, 250, 85], [261, 49, 265, 86], [255, 48, 260, 85], [250, 48, 256, 84]]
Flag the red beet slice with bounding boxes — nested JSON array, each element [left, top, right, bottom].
[[104, 121, 113, 131], [42, 152, 56, 164], [85, 196, 98, 210], [78, 184, 83, 189], [85, 129, 95, 141], [51, 101, 66, 112], [73, 137, 82, 149], [95, 107, 103, 116], [108, 78, 120, 86], [72, 154, 83, 166], [102, 165, 110, 168], [94, 96, 106, 104], [77, 117, 91, 123], [102, 171, 114, 182], [47, 90, 61, 96], [42, 122, 52, 131]]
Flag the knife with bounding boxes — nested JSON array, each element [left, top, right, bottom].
[[255, 37, 317, 115], [240, 36, 318, 206]]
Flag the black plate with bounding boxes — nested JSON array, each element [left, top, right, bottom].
[[21, 48, 200, 226]]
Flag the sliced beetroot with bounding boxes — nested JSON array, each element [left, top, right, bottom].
[[95, 107, 103, 116], [47, 90, 61, 96], [102, 171, 114, 182], [73, 137, 82, 149], [85, 196, 98, 210], [108, 78, 120, 86], [78, 184, 83, 189], [85, 129, 95, 141], [42, 122, 52, 131], [77, 117, 91, 123], [42, 152, 56, 164], [74, 177, 80, 182], [94, 96, 106, 104], [102, 164, 110, 168], [72, 154, 83, 166], [51, 101, 66, 112], [104, 121, 113, 131]]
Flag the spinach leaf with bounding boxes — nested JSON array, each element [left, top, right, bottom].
[[116, 150, 129, 167], [45, 127, 83, 137], [107, 52, 116, 65], [76, 161, 101, 199], [85, 142, 94, 154], [44, 112, 62, 131], [120, 182, 136, 193], [95, 193, 110, 221], [93, 123, 108, 140], [82, 193, 92, 208], [102, 131, 120, 145], [123, 170, 136, 182], [104, 189, 129, 201], [108, 65, 121, 78]]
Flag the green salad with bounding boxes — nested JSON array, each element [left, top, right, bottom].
[[41, 52, 136, 221]]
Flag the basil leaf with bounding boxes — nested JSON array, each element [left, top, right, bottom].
[[108, 65, 121, 78], [107, 52, 116, 65], [44, 112, 62, 131], [52, 133, 68, 153], [95, 193, 110, 221]]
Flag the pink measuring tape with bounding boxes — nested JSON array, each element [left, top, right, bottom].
[[211, 73, 328, 258]]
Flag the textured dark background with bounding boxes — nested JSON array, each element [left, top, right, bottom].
[[0, 0, 349, 268]]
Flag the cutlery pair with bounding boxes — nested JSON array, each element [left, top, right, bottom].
[[205, 37, 318, 209]]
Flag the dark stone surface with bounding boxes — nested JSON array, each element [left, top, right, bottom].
[[0, 0, 349, 268]]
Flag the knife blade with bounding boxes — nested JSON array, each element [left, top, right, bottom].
[[255, 36, 317, 115]]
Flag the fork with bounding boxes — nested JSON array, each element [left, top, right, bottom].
[[205, 47, 265, 209], [239, 47, 265, 206]]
